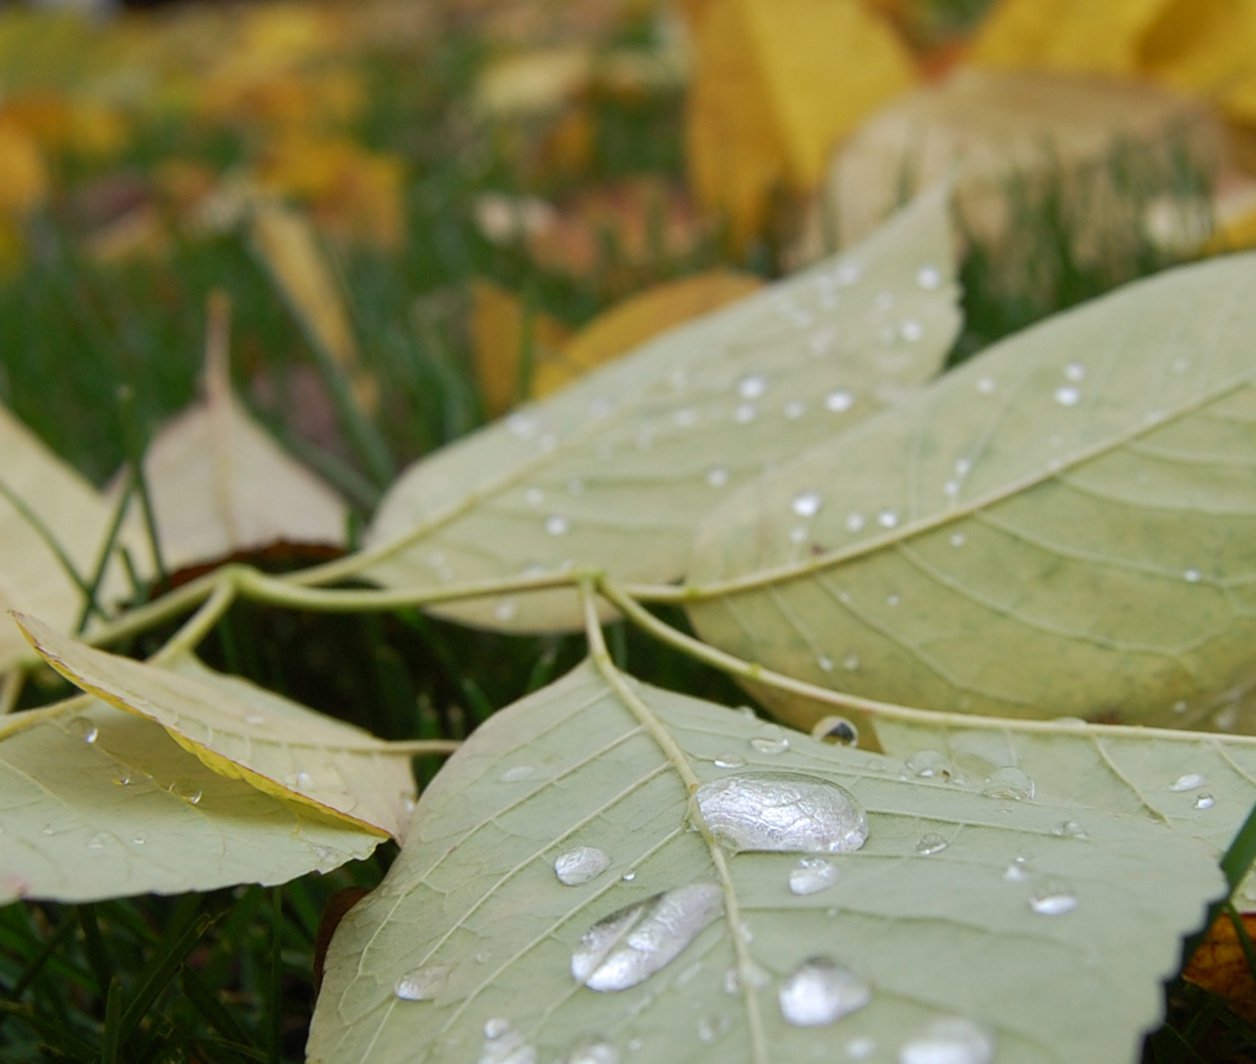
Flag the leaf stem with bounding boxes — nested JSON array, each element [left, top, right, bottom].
[[151, 580, 239, 665], [380, 738, 461, 755]]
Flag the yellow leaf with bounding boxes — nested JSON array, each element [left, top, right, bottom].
[[0, 92, 130, 161], [0, 120, 47, 216], [468, 280, 572, 418], [474, 45, 593, 117], [686, 0, 915, 244], [971, 0, 1171, 74], [1140, 0, 1256, 125]]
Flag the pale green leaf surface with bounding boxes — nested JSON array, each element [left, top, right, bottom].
[[0, 698, 380, 904], [362, 190, 960, 632], [17, 614, 414, 839], [687, 254, 1256, 730], [309, 661, 1222, 1064], [0, 404, 133, 673]]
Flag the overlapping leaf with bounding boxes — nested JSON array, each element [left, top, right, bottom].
[[18, 614, 414, 839], [308, 661, 1223, 1064], [687, 253, 1256, 731], [0, 697, 381, 904], [362, 190, 960, 632]]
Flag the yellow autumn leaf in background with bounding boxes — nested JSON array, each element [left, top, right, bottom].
[[0, 121, 47, 216], [468, 280, 572, 418], [686, 0, 915, 245], [0, 92, 130, 161]]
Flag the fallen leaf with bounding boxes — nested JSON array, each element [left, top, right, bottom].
[[1184, 910, 1256, 1023], [474, 44, 593, 117], [686, 0, 915, 245]]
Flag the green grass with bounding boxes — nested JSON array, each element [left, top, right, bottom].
[[1, 7, 1253, 1061]]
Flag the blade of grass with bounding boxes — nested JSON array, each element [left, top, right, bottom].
[[116, 907, 216, 1046]]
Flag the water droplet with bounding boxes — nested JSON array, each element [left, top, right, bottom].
[[886, 593, 901, 608], [394, 965, 449, 1001], [1063, 362, 1086, 382], [545, 514, 570, 536], [494, 599, 518, 622], [899, 1018, 995, 1064], [826, 389, 855, 413], [673, 407, 698, 427], [284, 771, 313, 790], [789, 857, 840, 896], [943, 480, 961, 499], [904, 751, 954, 781], [1054, 385, 1081, 407], [916, 265, 941, 290], [1183, 568, 1202, 583], [791, 491, 823, 518], [524, 487, 544, 507], [1172, 699, 1189, 715], [1169, 773, 1207, 792], [86, 832, 108, 851], [112, 772, 132, 786], [507, 414, 538, 439], [778, 956, 871, 1026], [811, 716, 858, 747], [479, 1019, 536, 1064], [1171, 357, 1190, 374], [705, 465, 731, 489], [836, 262, 862, 285], [1215, 703, 1240, 732], [500, 765, 535, 783], [975, 376, 996, 395], [1195, 793, 1216, 810], [749, 735, 790, 755], [562, 1038, 619, 1064], [1029, 879, 1078, 915], [484, 1018, 511, 1040], [733, 403, 757, 424], [877, 509, 899, 529], [982, 766, 1035, 801], [1003, 855, 1031, 882], [1052, 820, 1089, 840], [788, 525, 808, 545], [697, 1013, 731, 1044], [620, 870, 636, 882], [949, 532, 966, 548], [169, 781, 202, 805], [555, 846, 611, 886], [843, 653, 860, 671], [130, 833, 146, 846], [783, 399, 806, 419], [694, 772, 869, 853], [572, 883, 723, 992], [713, 753, 747, 770], [69, 717, 98, 744], [244, 712, 266, 726], [846, 1036, 877, 1060], [817, 654, 835, 672], [915, 833, 948, 856], [899, 319, 923, 342]]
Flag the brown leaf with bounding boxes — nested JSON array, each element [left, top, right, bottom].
[[1184, 909, 1256, 1023]]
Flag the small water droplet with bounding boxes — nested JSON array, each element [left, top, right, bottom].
[[1172, 699, 1189, 715], [1054, 385, 1081, 407], [789, 857, 840, 896], [1169, 773, 1207, 792], [555, 846, 612, 886], [885, 593, 901, 608], [1029, 879, 1078, 915], [949, 532, 966, 548], [500, 765, 535, 783], [562, 1038, 619, 1064], [826, 389, 855, 413], [915, 833, 948, 856], [1063, 361, 1086, 382], [899, 1018, 996, 1064], [783, 399, 806, 419], [943, 480, 961, 499], [723, 960, 771, 995], [791, 491, 823, 518], [846, 1036, 877, 1060], [572, 883, 723, 992], [1052, 820, 1089, 840], [811, 716, 858, 747], [899, 319, 923, 342], [982, 766, 1035, 801], [1183, 568, 1202, 583], [778, 956, 871, 1026], [284, 771, 313, 790], [479, 1021, 536, 1064], [697, 1013, 731, 1044], [1195, 793, 1216, 810], [705, 465, 730, 488], [916, 265, 941, 290], [112, 772, 132, 786], [843, 653, 860, 671], [975, 376, 996, 395], [788, 525, 808, 545], [545, 514, 570, 536], [69, 717, 98, 744], [394, 965, 450, 1001], [673, 407, 698, 427], [904, 751, 954, 781], [620, 870, 636, 882], [86, 832, 108, 851], [714, 752, 747, 769], [1171, 357, 1190, 374], [877, 509, 899, 529], [244, 712, 266, 726], [130, 833, 146, 846], [1215, 703, 1240, 732], [1003, 855, 1032, 882], [494, 598, 518, 622], [733, 403, 758, 424], [694, 772, 869, 853], [817, 654, 835, 673], [749, 735, 790, 755], [524, 487, 545, 507], [507, 413, 538, 439], [484, 1018, 511, 1040], [169, 781, 203, 805]]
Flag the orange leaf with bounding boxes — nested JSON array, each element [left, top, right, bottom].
[[1184, 909, 1256, 1023]]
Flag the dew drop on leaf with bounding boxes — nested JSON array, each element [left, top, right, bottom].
[[1003, 855, 1032, 882], [1183, 568, 1202, 583], [561, 1037, 619, 1064], [394, 965, 449, 1002], [169, 781, 202, 805], [1169, 773, 1207, 792], [554, 846, 611, 886], [737, 373, 767, 399], [899, 319, 923, 342], [904, 751, 954, 781], [1054, 385, 1081, 407], [915, 833, 948, 856], [749, 735, 790, 755], [697, 1012, 731, 1044], [789, 857, 840, 896], [694, 772, 869, 854], [69, 717, 98, 744], [1052, 820, 1089, 840], [825, 389, 855, 413], [499, 765, 535, 783], [571, 884, 723, 992], [713, 752, 746, 770], [877, 509, 899, 529], [544, 514, 570, 536], [1194, 794, 1216, 810], [845, 512, 866, 533], [284, 771, 314, 790], [899, 1018, 995, 1064], [778, 956, 871, 1026], [916, 264, 941, 290], [791, 491, 823, 518], [1063, 361, 1086, 382], [1029, 879, 1078, 915], [705, 465, 730, 488], [982, 766, 1035, 801]]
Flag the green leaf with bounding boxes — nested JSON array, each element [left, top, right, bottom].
[[308, 661, 1223, 1064], [361, 189, 961, 632], [686, 253, 1256, 731], [16, 614, 414, 839], [0, 698, 381, 904]]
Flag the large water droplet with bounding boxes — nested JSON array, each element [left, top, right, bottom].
[[982, 766, 1035, 801], [792, 491, 823, 518], [749, 735, 790, 755], [555, 846, 611, 886], [69, 717, 99, 744], [169, 780, 203, 805], [571, 884, 723, 992], [562, 1038, 619, 1064], [1169, 773, 1207, 793], [694, 772, 869, 853], [778, 956, 871, 1026], [899, 1018, 995, 1064], [915, 833, 948, 856], [789, 857, 840, 896], [1028, 879, 1078, 915], [394, 965, 449, 1001], [811, 716, 859, 747]]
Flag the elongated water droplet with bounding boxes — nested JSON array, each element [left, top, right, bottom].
[[792, 491, 823, 518], [169, 780, 202, 805], [69, 717, 99, 744], [713, 751, 747, 769], [572, 884, 723, 992], [877, 509, 899, 529], [904, 751, 954, 781], [694, 772, 869, 853], [749, 735, 790, 755], [394, 965, 449, 1001], [1029, 879, 1078, 915], [826, 389, 855, 413], [499, 765, 535, 783], [789, 857, 839, 896], [1054, 385, 1081, 407], [1195, 793, 1216, 810], [562, 1038, 619, 1064], [915, 833, 948, 856], [811, 716, 858, 747], [779, 956, 871, 1026], [899, 1018, 995, 1064], [244, 712, 266, 726], [1169, 773, 1207, 792], [86, 832, 109, 851], [555, 846, 611, 886], [1052, 820, 1088, 840], [982, 766, 1035, 801]]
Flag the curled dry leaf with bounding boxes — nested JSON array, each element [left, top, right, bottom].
[[1183, 910, 1256, 1024]]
